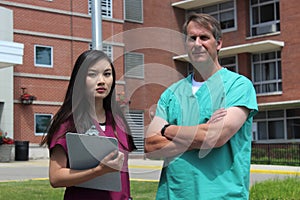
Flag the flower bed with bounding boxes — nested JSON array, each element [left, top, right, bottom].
[[0, 131, 14, 162]]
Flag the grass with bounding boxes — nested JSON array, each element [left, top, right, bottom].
[[0, 178, 299, 199], [249, 177, 300, 200], [0, 179, 158, 200], [0, 179, 64, 200], [130, 180, 158, 200]]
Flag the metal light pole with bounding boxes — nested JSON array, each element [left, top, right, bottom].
[[91, 0, 102, 50]]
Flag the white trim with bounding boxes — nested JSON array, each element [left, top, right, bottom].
[[0, 0, 124, 23], [14, 29, 92, 42], [256, 91, 282, 97], [14, 30, 126, 45], [34, 45, 53, 68], [220, 40, 284, 57], [14, 72, 70, 80], [172, 0, 228, 10], [14, 100, 63, 106], [173, 40, 284, 62], [0, 0, 75, 15], [0, 40, 24, 68], [258, 100, 300, 109], [14, 72, 126, 85]]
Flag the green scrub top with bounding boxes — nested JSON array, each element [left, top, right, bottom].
[[155, 68, 258, 200]]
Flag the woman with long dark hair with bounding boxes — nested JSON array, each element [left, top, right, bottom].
[[41, 50, 135, 200]]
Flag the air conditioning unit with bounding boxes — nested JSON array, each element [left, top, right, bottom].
[[256, 24, 277, 35]]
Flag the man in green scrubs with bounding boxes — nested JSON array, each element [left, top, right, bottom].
[[145, 13, 258, 200]]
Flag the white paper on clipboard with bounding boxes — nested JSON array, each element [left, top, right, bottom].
[[66, 132, 121, 191]]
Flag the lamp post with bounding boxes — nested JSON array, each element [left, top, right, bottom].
[[91, 0, 102, 50]]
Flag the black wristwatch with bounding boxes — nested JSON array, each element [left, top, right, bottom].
[[161, 124, 171, 137]]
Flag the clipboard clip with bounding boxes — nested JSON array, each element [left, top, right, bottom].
[[85, 125, 99, 136]]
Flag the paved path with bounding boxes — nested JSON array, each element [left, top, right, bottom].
[[1, 159, 300, 187]]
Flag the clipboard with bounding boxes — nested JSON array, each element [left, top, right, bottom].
[[66, 132, 121, 191]]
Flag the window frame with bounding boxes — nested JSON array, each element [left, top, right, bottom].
[[253, 109, 300, 142], [124, 0, 144, 23], [34, 45, 53, 68], [187, 0, 237, 33], [102, 44, 113, 61], [125, 110, 145, 154], [125, 52, 144, 79], [219, 55, 238, 73], [34, 113, 53, 136], [250, 0, 280, 36], [251, 50, 282, 95], [88, 0, 113, 18]]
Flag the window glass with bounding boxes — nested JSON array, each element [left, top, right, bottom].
[[35, 114, 52, 136], [251, 0, 258, 5], [268, 120, 284, 139], [124, 0, 143, 23], [252, 51, 282, 94], [102, 44, 113, 60], [287, 119, 300, 139], [220, 11, 235, 29], [252, 7, 259, 25], [287, 109, 300, 117], [34, 45, 53, 67], [254, 109, 300, 141], [220, 1, 233, 9], [203, 5, 217, 13], [88, 0, 112, 18], [125, 52, 144, 78], [220, 56, 237, 72], [189, 0, 236, 31], [261, 52, 275, 60], [268, 110, 283, 118], [254, 64, 261, 82], [260, 4, 274, 22], [254, 111, 266, 120], [250, 0, 280, 36], [258, 122, 267, 140]]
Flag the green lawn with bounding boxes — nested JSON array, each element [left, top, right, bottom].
[[0, 178, 299, 199], [249, 177, 300, 200]]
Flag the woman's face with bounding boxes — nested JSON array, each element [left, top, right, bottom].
[[86, 59, 113, 101]]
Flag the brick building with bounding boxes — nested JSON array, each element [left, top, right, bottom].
[[0, 0, 299, 158]]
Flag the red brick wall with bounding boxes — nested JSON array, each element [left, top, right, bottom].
[[1, 0, 125, 143], [4, 0, 300, 143]]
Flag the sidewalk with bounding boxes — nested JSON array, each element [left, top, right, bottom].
[[0, 158, 299, 184], [1, 158, 300, 174]]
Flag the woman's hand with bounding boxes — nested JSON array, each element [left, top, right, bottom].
[[97, 150, 124, 175]]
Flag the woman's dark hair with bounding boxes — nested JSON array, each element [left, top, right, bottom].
[[41, 50, 135, 150]]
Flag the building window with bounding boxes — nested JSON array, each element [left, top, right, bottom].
[[220, 55, 238, 73], [89, 43, 113, 60], [125, 111, 144, 153], [34, 45, 53, 68], [125, 52, 144, 79], [34, 114, 52, 136], [188, 0, 236, 32], [88, 0, 112, 18], [102, 44, 113, 60], [287, 109, 300, 140], [250, 0, 280, 36], [252, 51, 282, 94], [254, 109, 300, 142], [124, 0, 143, 23], [187, 63, 193, 76]]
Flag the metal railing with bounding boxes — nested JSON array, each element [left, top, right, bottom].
[[251, 143, 300, 166]]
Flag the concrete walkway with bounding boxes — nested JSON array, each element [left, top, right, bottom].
[[1, 158, 300, 186]]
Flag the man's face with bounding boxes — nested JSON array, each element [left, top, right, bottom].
[[185, 21, 222, 65]]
